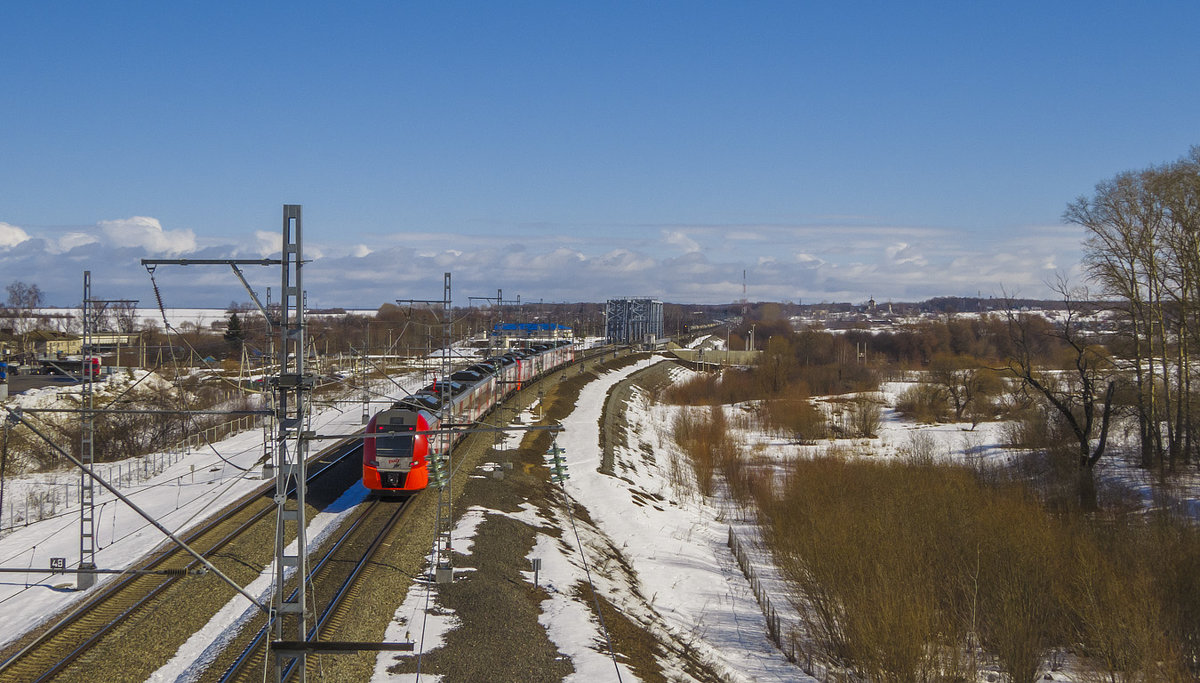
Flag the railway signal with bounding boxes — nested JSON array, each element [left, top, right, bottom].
[[428, 452, 450, 488]]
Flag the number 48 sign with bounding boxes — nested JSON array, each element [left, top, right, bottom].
[[50, 557, 66, 573]]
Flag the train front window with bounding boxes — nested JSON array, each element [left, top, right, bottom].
[[376, 431, 414, 458]]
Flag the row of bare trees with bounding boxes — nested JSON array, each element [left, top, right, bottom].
[[1067, 147, 1200, 471]]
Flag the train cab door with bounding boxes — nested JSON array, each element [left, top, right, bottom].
[[375, 411, 418, 488]]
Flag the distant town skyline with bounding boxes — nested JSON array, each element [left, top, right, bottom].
[[2, 2, 1197, 307]]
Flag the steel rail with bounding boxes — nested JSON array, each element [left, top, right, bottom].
[[284, 501, 412, 680], [218, 498, 410, 682], [0, 438, 360, 681]]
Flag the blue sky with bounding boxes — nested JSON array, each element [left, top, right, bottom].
[[2, 2, 1198, 308]]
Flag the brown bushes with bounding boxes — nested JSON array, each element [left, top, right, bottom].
[[664, 361, 880, 407], [758, 458, 1200, 682], [664, 369, 760, 406], [762, 389, 828, 443], [895, 383, 950, 423], [1068, 512, 1199, 681], [671, 406, 743, 499]]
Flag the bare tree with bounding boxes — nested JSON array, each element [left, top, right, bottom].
[[5, 281, 43, 351], [1068, 170, 1161, 467], [928, 353, 1001, 425], [1151, 150, 1200, 468], [5, 281, 43, 311], [1071, 149, 1200, 470], [112, 300, 139, 334], [1002, 282, 1116, 510]]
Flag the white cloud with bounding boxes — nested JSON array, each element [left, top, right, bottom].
[[55, 232, 100, 253], [0, 215, 1089, 308], [99, 216, 196, 255], [0, 222, 30, 248], [884, 242, 928, 267], [663, 230, 701, 253], [254, 230, 281, 256]]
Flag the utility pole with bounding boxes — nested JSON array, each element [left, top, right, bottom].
[[435, 273, 454, 582], [142, 205, 316, 682], [398, 274, 457, 583], [468, 288, 520, 358], [78, 272, 96, 590], [77, 273, 137, 590], [271, 205, 312, 681]]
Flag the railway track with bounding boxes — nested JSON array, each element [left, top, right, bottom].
[[218, 496, 412, 682], [0, 439, 362, 682], [212, 352, 611, 681], [0, 346, 614, 682]]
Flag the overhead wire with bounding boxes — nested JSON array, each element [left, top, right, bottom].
[[555, 466, 624, 682], [147, 266, 261, 472]]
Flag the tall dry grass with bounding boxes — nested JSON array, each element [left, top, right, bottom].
[[664, 363, 880, 407], [757, 457, 1200, 682], [664, 369, 760, 406], [894, 383, 951, 423], [671, 405, 744, 499], [762, 390, 828, 443]]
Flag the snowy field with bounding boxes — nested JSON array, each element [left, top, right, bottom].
[[3, 352, 1197, 681], [0, 370, 420, 652]]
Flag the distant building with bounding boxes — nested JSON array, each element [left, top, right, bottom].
[[89, 332, 142, 351], [25, 330, 83, 357], [605, 298, 664, 346], [491, 323, 573, 340]]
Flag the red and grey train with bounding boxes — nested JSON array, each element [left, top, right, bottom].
[[363, 340, 576, 493]]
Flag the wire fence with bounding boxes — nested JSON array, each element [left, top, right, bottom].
[[2, 367, 433, 536], [178, 413, 261, 453], [729, 525, 831, 678], [728, 526, 790, 651], [1, 413, 263, 534]]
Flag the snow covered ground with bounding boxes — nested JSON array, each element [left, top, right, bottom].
[[3, 355, 801, 683], [3, 354, 1196, 681], [0, 371, 421, 652], [372, 358, 804, 682]]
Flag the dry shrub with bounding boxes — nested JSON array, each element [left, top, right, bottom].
[[1150, 513, 1200, 677], [1067, 512, 1198, 682], [5, 378, 262, 474], [1004, 406, 1090, 508], [663, 371, 714, 405], [898, 430, 941, 465], [759, 458, 1077, 682], [763, 390, 828, 444], [666, 362, 879, 408], [761, 458, 974, 680], [849, 395, 882, 438], [758, 458, 1200, 681], [664, 369, 760, 406], [895, 383, 950, 423], [972, 493, 1068, 683], [671, 405, 741, 498], [800, 363, 881, 396]]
